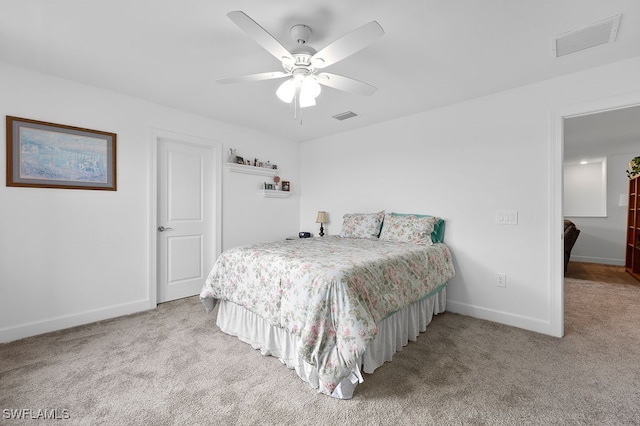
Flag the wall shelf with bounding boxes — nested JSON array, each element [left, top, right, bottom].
[[625, 174, 640, 283], [261, 190, 290, 198], [226, 162, 277, 177]]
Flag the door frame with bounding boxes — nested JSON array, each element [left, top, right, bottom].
[[149, 128, 222, 307], [550, 90, 640, 337]]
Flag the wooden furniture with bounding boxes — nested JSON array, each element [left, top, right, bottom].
[[626, 174, 640, 282]]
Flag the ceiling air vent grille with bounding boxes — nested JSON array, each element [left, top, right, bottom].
[[553, 14, 622, 58], [332, 111, 358, 121]]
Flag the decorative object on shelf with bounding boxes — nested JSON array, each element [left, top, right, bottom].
[[235, 155, 244, 165], [627, 156, 640, 178], [273, 175, 280, 190], [228, 148, 237, 163], [282, 181, 290, 191], [6, 116, 117, 191], [316, 211, 328, 237], [272, 164, 278, 170], [264, 182, 274, 190]]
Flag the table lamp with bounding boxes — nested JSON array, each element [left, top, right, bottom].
[[315, 211, 328, 237]]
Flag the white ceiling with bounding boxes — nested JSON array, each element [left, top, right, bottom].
[[565, 105, 640, 162], [1, 1, 640, 142]]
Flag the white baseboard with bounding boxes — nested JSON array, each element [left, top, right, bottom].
[[570, 255, 624, 266], [446, 299, 557, 337], [0, 299, 155, 343]]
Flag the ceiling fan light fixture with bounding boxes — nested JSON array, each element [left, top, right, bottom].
[[301, 76, 321, 99], [220, 12, 384, 120], [276, 79, 295, 103], [299, 92, 316, 108]]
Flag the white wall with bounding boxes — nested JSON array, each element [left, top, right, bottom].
[[0, 63, 300, 342], [299, 56, 640, 336], [569, 152, 637, 265], [3, 56, 640, 342]]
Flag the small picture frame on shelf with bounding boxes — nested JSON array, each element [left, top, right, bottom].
[[264, 183, 274, 190], [235, 156, 244, 165], [282, 181, 290, 192]]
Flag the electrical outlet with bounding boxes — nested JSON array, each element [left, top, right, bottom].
[[497, 273, 507, 288]]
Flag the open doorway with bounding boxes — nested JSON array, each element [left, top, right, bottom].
[[564, 105, 640, 281], [552, 96, 640, 337]]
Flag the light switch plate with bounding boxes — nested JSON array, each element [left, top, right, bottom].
[[496, 210, 518, 225]]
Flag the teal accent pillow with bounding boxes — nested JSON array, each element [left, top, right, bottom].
[[389, 212, 445, 243]]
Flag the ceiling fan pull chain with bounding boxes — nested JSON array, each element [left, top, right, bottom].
[[294, 87, 301, 123]]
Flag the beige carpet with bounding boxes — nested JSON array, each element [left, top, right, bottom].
[[2, 278, 640, 425]]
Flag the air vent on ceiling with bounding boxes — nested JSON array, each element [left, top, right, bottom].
[[332, 111, 358, 121], [553, 14, 622, 58]]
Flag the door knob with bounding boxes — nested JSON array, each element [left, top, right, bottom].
[[157, 226, 173, 232]]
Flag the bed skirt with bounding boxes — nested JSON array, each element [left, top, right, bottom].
[[216, 284, 447, 399]]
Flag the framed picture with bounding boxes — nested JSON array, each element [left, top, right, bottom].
[[6, 116, 117, 190], [236, 155, 244, 165], [282, 181, 290, 191]]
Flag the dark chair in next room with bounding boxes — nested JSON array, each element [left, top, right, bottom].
[[564, 220, 580, 276]]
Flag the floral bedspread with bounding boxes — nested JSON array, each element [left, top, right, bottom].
[[200, 236, 455, 395]]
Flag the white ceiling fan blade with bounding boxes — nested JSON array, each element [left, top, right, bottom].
[[227, 11, 293, 63], [311, 21, 384, 69], [316, 72, 377, 96], [216, 71, 290, 84]]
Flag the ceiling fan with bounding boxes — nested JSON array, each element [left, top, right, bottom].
[[217, 11, 384, 117]]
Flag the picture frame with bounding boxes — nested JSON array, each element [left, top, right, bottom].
[[236, 155, 244, 165], [282, 181, 290, 192], [6, 116, 117, 191]]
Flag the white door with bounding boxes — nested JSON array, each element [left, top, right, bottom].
[[157, 138, 215, 303]]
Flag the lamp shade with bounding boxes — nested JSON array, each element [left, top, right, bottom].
[[299, 92, 316, 108], [316, 211, 328, 224], [277, 75, 322, 107], [276, 79, 295, 103], [301, 76, 321, 98]]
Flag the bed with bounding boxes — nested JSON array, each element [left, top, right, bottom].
[[200, 211, 455, 398]]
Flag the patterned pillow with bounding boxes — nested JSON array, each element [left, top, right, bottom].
[[390, 212, 445, 243], [339, 211, 385, 239], [379, 214, 439, 245]]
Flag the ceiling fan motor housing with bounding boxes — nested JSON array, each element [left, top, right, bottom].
[[290, 24, 311, 44], [284, 24, 320, 72]]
